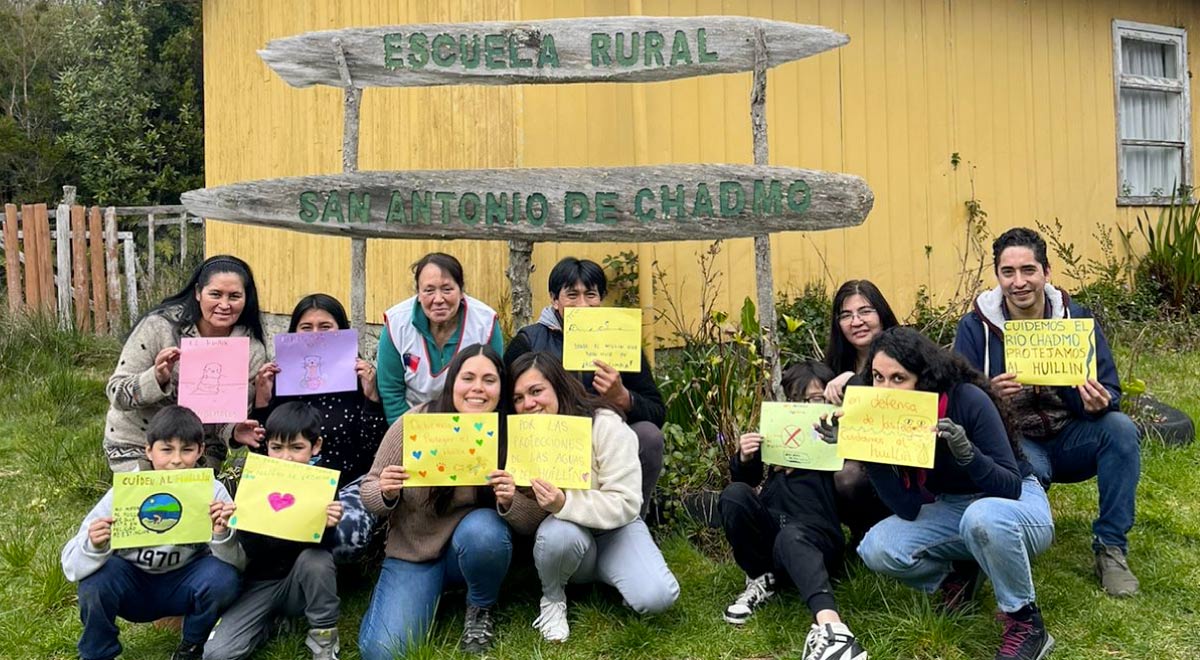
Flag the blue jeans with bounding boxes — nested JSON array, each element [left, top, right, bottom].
[[357, 508, 512, 660], [77, 555, 240, 660], [1021, 411, 1140, 551], [858, 476, 1054, 613]]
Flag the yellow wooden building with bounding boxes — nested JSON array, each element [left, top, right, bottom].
[[202, 0, 1200, 337]]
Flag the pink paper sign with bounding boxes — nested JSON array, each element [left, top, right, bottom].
[[273, 329, 359, 396], [178, 336, 251, 423]]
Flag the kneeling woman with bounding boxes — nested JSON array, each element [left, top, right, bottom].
[[841, 328, 1055, 660], [358, 345, 512, 659], [492, 352, 679, 642]]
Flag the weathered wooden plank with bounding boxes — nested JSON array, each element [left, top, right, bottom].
[[35, 204, 55, 315], [70, 205, 89, 331], [123, 238, 138, 323], [21, 204, 40, 312], [750, 28, 782, 402], [146, 213, 156, 285], [258, 16, 848, 89], [56, 202, 73, 327], [104, 207, 121, 332], [182, 164, 873, 243], [3, 203, 20, 312], [506, 240, 534, 329], [88, 206, 108, 335], [111, 205, 188, 216]]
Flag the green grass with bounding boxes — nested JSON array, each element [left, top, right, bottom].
[[0, 315, 1197, 659]]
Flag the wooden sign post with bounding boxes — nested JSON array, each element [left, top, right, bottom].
[[183, 15, 875, 401]]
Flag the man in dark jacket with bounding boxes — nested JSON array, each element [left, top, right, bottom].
[[504, 257, 665, 514], [952, 227, 1141, 597]]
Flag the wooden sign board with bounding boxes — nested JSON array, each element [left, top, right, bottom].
[[259, 16, 848, 89], [181, 164, 872, 242]]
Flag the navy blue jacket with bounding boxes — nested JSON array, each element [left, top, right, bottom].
[[952, 284, 1121, 418]]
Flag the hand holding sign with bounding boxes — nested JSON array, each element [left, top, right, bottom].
[[836, 386, 938, 468], [759, 402, 843, 471], [404, 413, 499, 486], [1004, 319, 1097, 386], [562, 307, 642, 372], [178, 337, 251, 423], [231, 454, 340, 543], [505, 414, 593, 489], [110, 469, 215, 550], [273, 329, 359, 396]]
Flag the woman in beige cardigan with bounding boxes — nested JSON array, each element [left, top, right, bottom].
[[491, 351, 680, 643]]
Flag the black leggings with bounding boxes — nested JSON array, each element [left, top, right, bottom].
[[719, 481, 844, 616]]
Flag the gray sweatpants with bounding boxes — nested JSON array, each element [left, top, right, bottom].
[[203, 549, 339, 660], [533, 516, 680, 614]]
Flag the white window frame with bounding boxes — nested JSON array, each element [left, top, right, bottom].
[[1113, 20, 1192, 206]]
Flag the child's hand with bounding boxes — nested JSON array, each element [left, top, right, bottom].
[[87, 517, 114, 550], [530, 478, 566, 513], [232, 420, 265, 449], [379, 465, 409, 499], [154, 347, 181, 387], [325, 501, 344, 528], [489, 469, 516, 508], [210, 500, 236, 536], [738, 433, 763, 461], [356, 359, 380, 403]]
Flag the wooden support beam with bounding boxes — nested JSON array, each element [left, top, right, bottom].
[[751, 27, 783, 402], [3, 203, 20, 312], [89, 206, 108, 335], [104, 207, 120, 332], [70, 206, 89, 331]]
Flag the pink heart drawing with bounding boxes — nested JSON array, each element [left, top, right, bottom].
[[581, 472, 590, 484], [268, 492, 295, 512]]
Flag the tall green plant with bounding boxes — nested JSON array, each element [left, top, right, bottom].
[[1125, 190, 1200, 311]]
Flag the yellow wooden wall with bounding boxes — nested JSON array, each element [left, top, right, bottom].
[[203, 0, 1200, 333]]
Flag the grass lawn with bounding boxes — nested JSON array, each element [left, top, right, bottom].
[[0, 318, 1197, 659]]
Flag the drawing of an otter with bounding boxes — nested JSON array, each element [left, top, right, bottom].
[[193, 363, 222, 394], [301, 355, 325, 390]]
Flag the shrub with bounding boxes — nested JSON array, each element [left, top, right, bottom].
[[775, 283, 831, 364], [1124, 190, 1200, 312]]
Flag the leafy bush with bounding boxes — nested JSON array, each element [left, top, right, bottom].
[[775, 283, 831, 363], [1124, 191, 1200, 312]]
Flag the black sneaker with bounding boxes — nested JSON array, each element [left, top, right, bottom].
[[459, 605, 496, 654], [995, 606, 1055, 660], [170, 641, 204, 660], [723, 572, 776, 624], [940, 560, 984, 612]]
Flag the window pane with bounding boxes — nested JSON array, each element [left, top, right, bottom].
[[1122, 37, 1178, 78], [1121, 145, 1184, 197], [1119, 89, 1182, 141]]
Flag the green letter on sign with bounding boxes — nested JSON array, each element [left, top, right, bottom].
[[348, 192, 371, 223], [595, 192, 618, 224], [538, 34, 559, 68], [591, 33, 612, 66], [321, 192, 344, 223], [634, 188, 655, 221], [787, 180, 811, 213], [719, 182, 745, 217], [753, 180, 782, 215], [299, 191, 320, 223], [697, 28, 718, 63], [670, 30, 692, 66], [564, 192, 590, 224], [384, 33, 404, 70]]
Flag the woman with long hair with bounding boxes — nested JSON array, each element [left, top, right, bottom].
[[376, 252, 504, 425], [824, 327, 1055, 660], [250, 293, 390, 563], [357, 344, 512, 659], [104, 255, 267, 471], [489, 352, 679, 643]]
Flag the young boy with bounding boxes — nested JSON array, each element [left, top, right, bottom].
[[203, 402, 343, 660], [62, 405, 245, 660], [718, 360, 867, 660]]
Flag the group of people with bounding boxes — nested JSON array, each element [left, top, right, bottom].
[[60, 225, 1142, 660]]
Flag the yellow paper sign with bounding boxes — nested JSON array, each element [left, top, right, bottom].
[[111, 469, 214, 550], [1004, 319, 1098, 386], [562, 307, 642, 372], [404, 413, 499, 486], [505, 414, 593, 489], [230, 453, 339, 543], [760, 402, 844, 471], [836, 386, 938, 468]]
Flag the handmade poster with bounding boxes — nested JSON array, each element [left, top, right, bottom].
[[230, 453, 340, 543], [1004, 319, 1098, 386], [505, 414, 593, 489], [177, 336, 250, 423], [562, 307, 642, 372], [836, 386, 938, 468], [110, 469, 214, 549], [759, 402, 843, 471], [273, 329, 359, 396], [404, 413, 499, 486]]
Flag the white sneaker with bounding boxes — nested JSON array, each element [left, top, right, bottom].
[[723, 572, 776, 625], [533, 597, 569, 642], [802, 622, 868, 660]]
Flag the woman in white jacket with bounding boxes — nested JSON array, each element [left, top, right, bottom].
[[490, 351, 679, 642]]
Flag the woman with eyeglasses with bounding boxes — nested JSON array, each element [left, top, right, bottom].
[[823, 279, 900, 547], [376, 253, 505, 426]]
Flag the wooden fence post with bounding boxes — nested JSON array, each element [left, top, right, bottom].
[[507, 240, 533, 330], [146, 213, 155, 286], [123, 238, 138, 323], [104, 207, 120, 332], [21, 204, 40, 312], [751, 28, 783, 402], [3, 203, 20, 312], [89, 206, 108, 335], [334, 37, 368, 347], [56, 196, 73, 328], [70, 205, 89, 331], [35, 204, 55, 316], [180, 213, 188, 264]]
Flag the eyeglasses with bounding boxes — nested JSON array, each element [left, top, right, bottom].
[[837, 308, 877, 323], [804, 395, 828, 404]]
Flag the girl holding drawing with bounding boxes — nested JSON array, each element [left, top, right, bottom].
[[488, 351, 679, 643], [821, 327, 1055, 660], [250, 293, 390, 564], [104, 255, 268, 472], [823, 279, 901, 547], [357, 344, 512, 659], [717, 359, 867, 660]]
